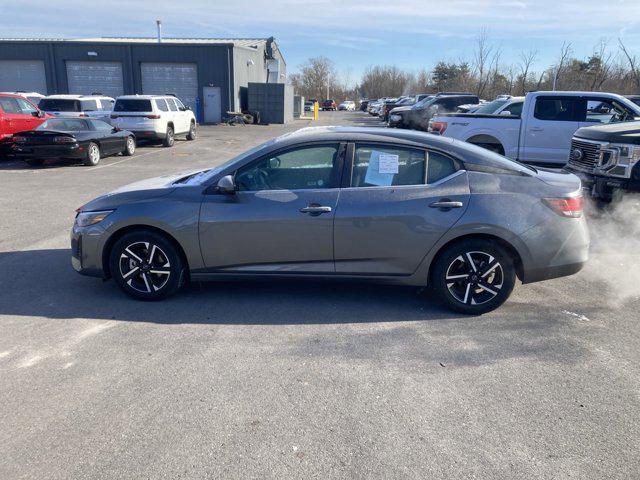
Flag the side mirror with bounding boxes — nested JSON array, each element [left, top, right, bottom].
[[499, 110, 512, 116], [216, 175, 236, 194], [33, 110, 45, 118], [112, 127, 121, 133]]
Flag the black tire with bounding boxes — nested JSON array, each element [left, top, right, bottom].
[[163, 126, 175, 147], [109, 230, 185, 301], [25, 158, 45, 167], [123, 136, 136, 156], [431, 239, 516, 315], [83, 142, 101, 166], [186, 121, 197, 140]]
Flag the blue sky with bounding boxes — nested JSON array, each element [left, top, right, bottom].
[[2, 0, 639, 85]]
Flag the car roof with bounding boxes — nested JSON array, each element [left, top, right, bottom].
[[115, 95, 172, 100], [44, 94, 114, 100]]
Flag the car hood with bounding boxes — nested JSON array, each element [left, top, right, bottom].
[[574, 121, 640, 145], [79, 170, 203, 211], [390, 106, 412, 114]]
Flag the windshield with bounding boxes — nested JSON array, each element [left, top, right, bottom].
[[39, 99, 80, 112], [474, 99, 510, 114]]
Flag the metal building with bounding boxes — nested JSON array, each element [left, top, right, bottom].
[[0, 37, 286, 123]]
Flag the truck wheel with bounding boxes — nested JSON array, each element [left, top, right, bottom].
[[430, 239, 516, 315], [186, 122, 197, 140], [163, 126, 175, 147]]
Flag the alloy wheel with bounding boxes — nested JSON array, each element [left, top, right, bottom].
[[126, 137, 135, 154], [445, 251, 504, 306], [89, 144, 100, 163], [119, 241, 171, 293]]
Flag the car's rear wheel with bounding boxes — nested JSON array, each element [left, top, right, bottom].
[[83, 142, 101, 166], [109, 230, 185, 301], [163, 126, 175, 147], [123, 136, 136, 156], [431, 239, 516, 315], [186, 121, 197, 140]]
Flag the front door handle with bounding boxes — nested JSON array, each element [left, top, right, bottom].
[[429, 199, 463, 210], [529, 127, 544, 132], [300, 205, 332, 216]]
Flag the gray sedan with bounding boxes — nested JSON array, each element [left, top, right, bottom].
[[71, 127, 589, 314]]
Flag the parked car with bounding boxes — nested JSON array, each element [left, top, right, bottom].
[[430, 96, 525, 134], [388, 95, 434, 128], [427, 91, 640, 166], [359, 100, 369, 111], [11, 117, 136, 166], [564, 120, 640, 200], [390, 94, 479, 130], [71, 126, 588, 315], [381, 96, 412, 122], [304, 101, 314, 112], [1, 91, 45, 106], [38, 94, 115, 122], [0, 93, 47, 158], [110, 95, 197, 147], [338, 100, 356, 111], [321, 99, 337, 111]]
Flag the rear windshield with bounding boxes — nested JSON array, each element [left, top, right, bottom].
[[36, 118, 89, 132], [39, 99, 80, 112], [475, 99, 509, 114], [113, 99, 153, 112]]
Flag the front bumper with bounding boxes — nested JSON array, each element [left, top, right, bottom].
[[70, 224, 106, 278], [388, 114, 404, 128], [564, 166, 640, 199]]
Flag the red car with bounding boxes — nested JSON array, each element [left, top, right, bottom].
[[321, 99, 337, 111], [0, 93, 47, 158]]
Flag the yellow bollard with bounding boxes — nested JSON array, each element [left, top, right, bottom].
[[314, 101, 319, 121]]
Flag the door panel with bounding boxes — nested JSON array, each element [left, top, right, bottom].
[[199, 190, 338, 272], [334, 172, 470, 275], [203, 87, 221, 124]]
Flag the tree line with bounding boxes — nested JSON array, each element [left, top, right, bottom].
[[288, 30, 640, 102]]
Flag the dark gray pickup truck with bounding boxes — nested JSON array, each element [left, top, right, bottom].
[[565, 121, 640, 200]]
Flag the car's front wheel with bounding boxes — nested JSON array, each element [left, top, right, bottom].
[[123, 136, 136, 156], [431, 239, 516, 315], [109, 230, 185, 300]]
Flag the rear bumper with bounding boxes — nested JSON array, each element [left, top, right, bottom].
[[128, 130, 165, 140], [11, 144, 84, 159]]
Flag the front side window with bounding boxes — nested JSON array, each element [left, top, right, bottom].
[[585, 99, 634, 124], [533, 97, 585, 122], [504, 101, 523, 116], [80, 99, 98, 111], [15, 98, 37, 114], [174, 98, 186, 110], [166, 98, 178, 112], [100, 99, 114, 111], [236, 144, 340, 191], [351, 145, 426, 187], [91, 119, 113, 131]]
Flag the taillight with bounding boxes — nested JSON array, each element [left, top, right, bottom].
[[53, 136, 76, 144], [146, 114, 161, 119], [430, 121, 448, 135], [79, 113, 88, 117], [12, 136, 27, 143], [542, 196, 584, 218]]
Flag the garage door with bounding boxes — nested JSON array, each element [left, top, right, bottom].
[[141, 63, 198, 110], [66, 61, 124, 98], [0, 60, 47, 93]]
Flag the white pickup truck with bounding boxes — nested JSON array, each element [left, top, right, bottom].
[[428, 91, 640, 166]]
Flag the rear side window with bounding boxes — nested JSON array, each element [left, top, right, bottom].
[[534, 97, 585, 121], [113, 99, 153, 112], [166, 98, 178, 111], [39, 99, 80, 112], [99, 99, 114, 111], [505, 101, 523, 116], [155, 98, 169, 112], [37, 118, 89, 131], [351, 144, 426, 187], [80, 99, 98, 111], [0, 97, 20, 113], [427, 151, 459, 183]]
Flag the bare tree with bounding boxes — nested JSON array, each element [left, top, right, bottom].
[[619, 38, 640, 90], [517, 49, 538, 94], [472, 28, 500, 98], [552, 41, 572, 90]]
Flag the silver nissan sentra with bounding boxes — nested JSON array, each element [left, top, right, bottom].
[[72, 126, 589, 314]]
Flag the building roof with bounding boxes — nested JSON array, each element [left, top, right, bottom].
[[0, 37, 271, 49]]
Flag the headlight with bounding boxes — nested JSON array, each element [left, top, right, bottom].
[[75, 210, 114, 227], [597, 144, 640, 178]]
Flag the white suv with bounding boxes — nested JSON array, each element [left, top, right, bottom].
[[38, 94, 115, 122], [110, 95, 197, 147]]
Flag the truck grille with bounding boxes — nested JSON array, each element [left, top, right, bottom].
[[567, 139, 601, 172]]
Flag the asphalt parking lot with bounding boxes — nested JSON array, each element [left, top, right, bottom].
[[1, 111, 639, 479]]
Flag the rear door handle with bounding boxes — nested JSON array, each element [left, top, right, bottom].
[[300, 205, 332, 216], [429, 200, 463, 210]]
